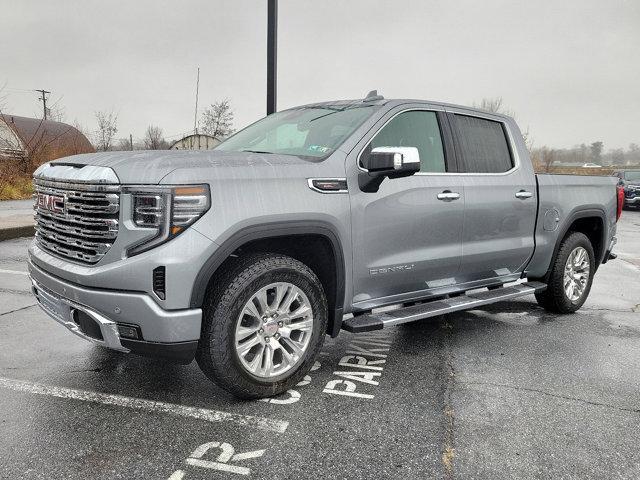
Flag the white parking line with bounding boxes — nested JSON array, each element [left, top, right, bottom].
[[0, 269, 29, 276], [0, 377, 288, 433]]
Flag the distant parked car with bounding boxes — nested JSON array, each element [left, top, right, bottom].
[[582, 163, 602, 168], [613, 169, 640, 209]]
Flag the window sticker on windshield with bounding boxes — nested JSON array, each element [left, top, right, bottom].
[[308, 145, 331, 153]]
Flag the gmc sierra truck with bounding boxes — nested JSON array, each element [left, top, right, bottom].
[[28, 92, 623, 398]]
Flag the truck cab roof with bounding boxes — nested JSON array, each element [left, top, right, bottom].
[[296, 97, 515, 122]]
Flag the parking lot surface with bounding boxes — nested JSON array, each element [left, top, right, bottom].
[[1, 211, 639, 479]]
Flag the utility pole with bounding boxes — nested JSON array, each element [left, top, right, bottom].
[[129, 133, 134, 151], [193, 67, 200, 135], [35, 89, 51, 120], [267, 0, 277, 115]]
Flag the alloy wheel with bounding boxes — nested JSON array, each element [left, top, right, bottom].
[[563, 246, 590, 302], [234, 282, 314, 378]]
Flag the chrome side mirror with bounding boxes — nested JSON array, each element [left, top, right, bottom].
[[363, 147, 421, 174], [359, 146, 421, 192]]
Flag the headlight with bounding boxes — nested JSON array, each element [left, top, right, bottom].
[[125, 185, 210, 256]]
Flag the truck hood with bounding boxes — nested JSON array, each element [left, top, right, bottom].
[[49, 150, 319, 184]]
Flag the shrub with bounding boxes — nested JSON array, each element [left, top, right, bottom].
[[0, 159, 33, 200]]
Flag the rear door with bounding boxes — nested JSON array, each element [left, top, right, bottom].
[[348, 106, 465, 310], [447, 110, 537, 282]]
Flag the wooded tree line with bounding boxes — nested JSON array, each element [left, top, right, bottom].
[[530, 143, 640, 172]]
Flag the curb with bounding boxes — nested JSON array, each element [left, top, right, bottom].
[[0, 225, 35, 242]]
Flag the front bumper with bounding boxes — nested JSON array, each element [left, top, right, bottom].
[[29, 260, 202, 362], [28, 224, 219, 311], [31, 276, 129, 352], [624, 196, 640, 206]]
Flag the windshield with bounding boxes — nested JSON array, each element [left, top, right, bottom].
[[624, 171, 640, 181], [215, 105, 380, 159]]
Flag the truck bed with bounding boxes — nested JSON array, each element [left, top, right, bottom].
[[525, 173, 618, 278]]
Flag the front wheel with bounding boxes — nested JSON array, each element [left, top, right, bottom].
[[196, 253, 327, 399], [535, 232, 595, 313]]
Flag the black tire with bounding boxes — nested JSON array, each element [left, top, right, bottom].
[[534, 232, 595, 314], [196, 253, 327, 399]]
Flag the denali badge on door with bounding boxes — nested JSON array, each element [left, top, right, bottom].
[[36, 193, 65, 214]]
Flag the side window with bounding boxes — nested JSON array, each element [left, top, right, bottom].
[[369, 110, 446, 173], [452, 115, 513, 173]]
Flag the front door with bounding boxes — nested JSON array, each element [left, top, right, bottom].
[[348, 108, 465, 310]]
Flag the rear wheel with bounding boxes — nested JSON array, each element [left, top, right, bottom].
[[535, 232, 595, 313], [196, 253, 327, 399]]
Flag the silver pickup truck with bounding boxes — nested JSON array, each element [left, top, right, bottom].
[[28, 92, 623, 398]]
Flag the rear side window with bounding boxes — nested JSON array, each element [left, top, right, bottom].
[[452, 115, 513, 173], [368, 110, 446, 173]]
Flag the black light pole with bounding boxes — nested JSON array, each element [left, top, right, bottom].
[[267, 0, 278, 115]]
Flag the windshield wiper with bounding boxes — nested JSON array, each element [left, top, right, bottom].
[[241, 149, 274, 154]]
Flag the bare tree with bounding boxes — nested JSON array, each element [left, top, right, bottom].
[[541, 147, 556, 172], [40, 94, 66, 122], [609, 148, 625, 166], [95, 111, 118, 151], [474, 97, 504, 114], [116, 137, 134, 151], [143, 125, 167, 150], [629, 143, 640, 166], [521, 126, 533, 152], [578, 143, 589, 164], [590, 141, 603, 163], [72, 120, 89, 138], [200, 99, 235, 139], [49, 104, 66, 122], [473, 97, 516, 116]]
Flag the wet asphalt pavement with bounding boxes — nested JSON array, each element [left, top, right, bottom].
[[1, 211, 639, 480]]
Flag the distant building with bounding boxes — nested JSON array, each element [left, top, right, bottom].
[[170, 133, 221, 151], [0, 114, 94, 161]]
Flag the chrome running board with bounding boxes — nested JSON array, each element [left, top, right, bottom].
[[342, 282, 547, 333]]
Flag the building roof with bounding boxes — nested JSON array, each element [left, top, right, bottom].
[[170, 133, 221, 150], [0, 114, 94, 158]]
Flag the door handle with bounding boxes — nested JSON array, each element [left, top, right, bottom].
[[515, 190, 533, 199], [437, 191, 461, 201]]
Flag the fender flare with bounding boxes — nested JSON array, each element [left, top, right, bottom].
[[542, 207, 607, 281], [189, 220, 346, 336]]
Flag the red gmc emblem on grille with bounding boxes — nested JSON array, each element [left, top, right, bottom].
[[37, 193, 65, 214]]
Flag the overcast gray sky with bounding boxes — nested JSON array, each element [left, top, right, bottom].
[[1, 0, 638, 149]]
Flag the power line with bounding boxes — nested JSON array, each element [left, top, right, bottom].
[[3, 87, 35, 93]]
